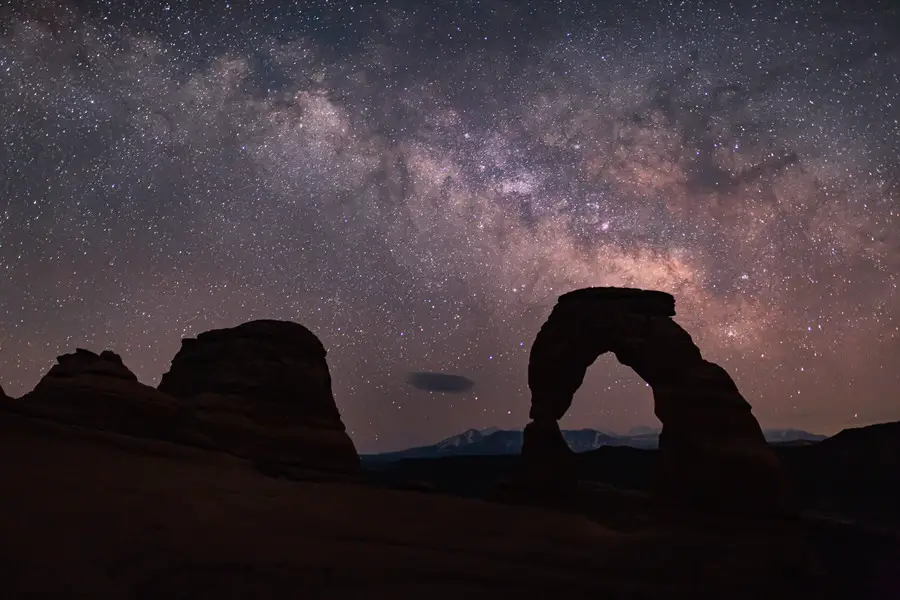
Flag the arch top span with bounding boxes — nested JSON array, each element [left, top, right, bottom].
[[557, 286, 676, 316], [521, 286, 788, 514]]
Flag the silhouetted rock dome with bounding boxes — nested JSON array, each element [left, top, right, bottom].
[[17, 347, 187, 432], [25, 348, 164, 404], [159, 319, 359, 472], [159, 320, 340, 424], [47, 348, 138, 381]]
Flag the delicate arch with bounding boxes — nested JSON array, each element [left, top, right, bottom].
[[521, 287, 787, 514]]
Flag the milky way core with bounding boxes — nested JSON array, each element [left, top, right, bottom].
[[1, 1, 898, 450]]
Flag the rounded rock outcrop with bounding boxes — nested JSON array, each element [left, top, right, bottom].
[[158, 319, 359, 473], [46, 348, 139, 381], [13, 348, 191, 443], [25, 348, 160, 404], [518, 287, 788, 514]]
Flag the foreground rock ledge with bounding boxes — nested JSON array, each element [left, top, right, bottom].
[[516, 287, 788, 514], [0, 412, 824, 600]]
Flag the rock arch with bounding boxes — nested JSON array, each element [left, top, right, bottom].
[[520, 287, 788, 513]]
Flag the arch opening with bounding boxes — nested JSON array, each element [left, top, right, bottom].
[[561, 352, 656, 435]]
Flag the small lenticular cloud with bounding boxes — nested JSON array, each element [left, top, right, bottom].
[[407, 372, 475, 393]]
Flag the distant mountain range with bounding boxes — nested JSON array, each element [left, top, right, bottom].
[[365, 426, 827, 462]]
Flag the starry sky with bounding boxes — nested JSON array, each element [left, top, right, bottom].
[[1, 0, 898, 451]]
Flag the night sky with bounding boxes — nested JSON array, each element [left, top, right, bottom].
[[1, 1, 898, 451]]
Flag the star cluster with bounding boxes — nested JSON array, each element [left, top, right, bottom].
[[1, 1, 898, 450]]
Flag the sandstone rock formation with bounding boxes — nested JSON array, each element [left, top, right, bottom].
[[13, 348, 201, 446], [21, 347, 173, 411], [158, 319, 360, 473], [47, 348, 138, 381], [4, 321, 360, 475], [518, 287, 788, 514]]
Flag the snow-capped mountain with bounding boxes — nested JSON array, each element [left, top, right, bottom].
[[365, 426, 826, 462], [367, 427, 644, 461], [763, 428, 828, 445], [557, 428, 633, 452], [435, 428, 487, 450], [627, 425, 660, 436]]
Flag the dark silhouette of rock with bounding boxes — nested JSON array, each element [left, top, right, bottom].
[[158, 319, 359, 473], [13, 348, 204, 446], [518, 287, 788, 514], [779, 420, 900, 525], [47, 348, 138, 381], [512, 419, 580, 501], [4, 322, 360, 475], [23, 348, 174, 410]]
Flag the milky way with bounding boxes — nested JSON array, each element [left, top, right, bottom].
[[1, 1, 898, 450]]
